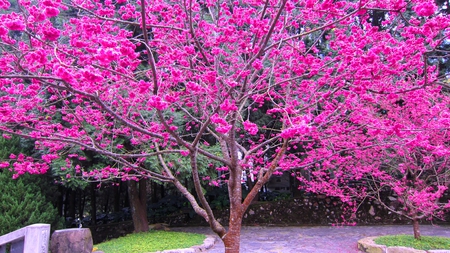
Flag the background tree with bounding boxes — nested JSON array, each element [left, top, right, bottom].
[[0, 136, 62, 234], [296, 87, 450, 239], [0, 0, 449, 252]]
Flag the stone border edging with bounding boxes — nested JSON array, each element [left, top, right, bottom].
[[358, 236, 450, 253], [152, 235, 217, 253]]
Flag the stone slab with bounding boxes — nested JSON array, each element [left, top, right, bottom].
[[50, 228, 93, 253], [387, 246, 426, 253], [0, 224, 50, 253], [358, 237, 387, 253]]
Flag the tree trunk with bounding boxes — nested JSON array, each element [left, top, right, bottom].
[[223, 209, 243, 253], [412, 217, 421, 240], [57, 186, 64, 217], [219, 139, 288, 253], [223, 157, 244, 253], [113, 181, 121, 212], [151, 181, 158, 203], [160, 183, 165, 198], [128, 179, 149, 232], [90, 184, 97, 225], [78, 188, 85, 219], [68, 188, 76, 219]]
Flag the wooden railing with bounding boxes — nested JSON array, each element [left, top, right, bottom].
[[0, 224, 50, 253]]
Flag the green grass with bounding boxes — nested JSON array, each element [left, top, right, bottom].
[[374, 235, 450, 250], [94, 230, 206, 253]]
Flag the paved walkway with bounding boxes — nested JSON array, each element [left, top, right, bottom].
[[173, 225, 450, 253]]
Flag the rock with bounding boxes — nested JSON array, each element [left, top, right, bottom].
[[149, 223, 170, 231], [357, 237, 386, 253], [369, 206, 375, 216], [50, 228, 93, 253], [387, 246, 426, 253], [249, 209, 255, 215]]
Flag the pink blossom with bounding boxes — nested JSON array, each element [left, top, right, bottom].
[[220, 100, 238, 112], [243, 120, 258, 135], [42, 0, 56, 6], [0, 0, 449, 241], [414, 2, 436, 17], [82, 67, 103, 82], [280, 125, 310, 139], [217, 125, 232, 134], [211, 114, 227, 125], [43, 27, 60, 41], [138, 80, 151, 94], [0, 0, 10, 9], [186, 82, 203, 92], [42, 154, 59, 163], [216, 166, 229, 171], [44, 7, 59, 17], [147, 95, 168, 110], [184, 46, 195, 55], [210, 180, 220, 187], [5, 20, 25, 31], [0, 26, 7, 36], [55, 66, 74, 82], [96, 48, 119, 64], [252, 59, 263, 70]]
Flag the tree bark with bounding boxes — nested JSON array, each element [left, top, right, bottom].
[[128, 179, 149, 232], [68, 188, 76, 219], [103, 186, 109, 213], [223, 221, 242, 253], [412, 217, 421, 240], [113, 181, 120, 212], [78, 188, 85, 219], [220, 139, 288, 252], [90, 184, 97, 225]]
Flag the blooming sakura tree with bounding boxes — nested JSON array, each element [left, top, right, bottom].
[[296, 86, 450, 239], [0, 0, 449, 251]]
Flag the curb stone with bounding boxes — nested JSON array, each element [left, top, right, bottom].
[[358, 237, 387, 253], [358, 236, 450, 253], [152, 235, 217, 253]]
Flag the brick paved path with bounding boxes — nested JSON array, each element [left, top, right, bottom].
[[173, 225, 450, 253]]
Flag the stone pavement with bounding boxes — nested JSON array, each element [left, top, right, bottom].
[[172, 225, 450, 253]]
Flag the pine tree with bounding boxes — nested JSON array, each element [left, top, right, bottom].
[[0, 137, 61, 235]]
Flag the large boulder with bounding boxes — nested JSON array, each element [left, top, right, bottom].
[[50, 228, 93, 253]]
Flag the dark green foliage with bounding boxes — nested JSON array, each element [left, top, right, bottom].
[[0, 136, 62, 235], [148, 195, 194, 219], [0, 136, 25, 160], [0, 171, 62, 235]]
